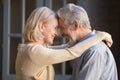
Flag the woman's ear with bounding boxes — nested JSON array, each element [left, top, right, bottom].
[[38, 22, 44, 32]]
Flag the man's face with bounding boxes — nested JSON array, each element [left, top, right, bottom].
[[58, 18, 77, 43]]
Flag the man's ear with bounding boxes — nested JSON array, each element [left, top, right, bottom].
[[73, 20, 79, 31]]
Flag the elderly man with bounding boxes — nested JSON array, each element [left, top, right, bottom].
[[57, 3, 118, 80]]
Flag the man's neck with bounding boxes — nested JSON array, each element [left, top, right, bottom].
[[76, 28, 92, 42]]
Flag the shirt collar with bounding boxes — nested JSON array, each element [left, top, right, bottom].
[[80, 31, 95, 42]]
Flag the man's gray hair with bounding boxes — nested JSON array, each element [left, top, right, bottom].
[[57, 3, 91, 29]]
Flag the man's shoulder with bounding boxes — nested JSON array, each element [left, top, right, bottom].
[[83, 41, 108, 57], [88, 41, 107, 51]]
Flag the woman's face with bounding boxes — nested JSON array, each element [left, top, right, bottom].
[[42, 18, 58, 44]]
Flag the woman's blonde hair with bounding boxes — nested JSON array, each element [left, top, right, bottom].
[[23, 7, 56, 42]]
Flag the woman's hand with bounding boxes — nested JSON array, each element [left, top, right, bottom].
[[102, 31, 113, 47], [95, 30, 113, 47]]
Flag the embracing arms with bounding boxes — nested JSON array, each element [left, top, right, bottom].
[[28, 31, 113, 67], [48, 31, 112, 49]]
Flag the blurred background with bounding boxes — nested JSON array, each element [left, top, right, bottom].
[[0, 0, 120, 80]]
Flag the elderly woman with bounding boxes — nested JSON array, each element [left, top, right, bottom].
[[15, 7, 112, 80]]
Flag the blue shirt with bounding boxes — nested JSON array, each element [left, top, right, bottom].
[[71, 31, 118, 80]]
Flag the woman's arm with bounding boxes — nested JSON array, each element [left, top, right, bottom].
[[28, 31, 111, 67], [48, 31, 113, 49]]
